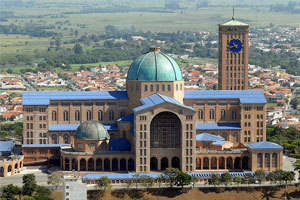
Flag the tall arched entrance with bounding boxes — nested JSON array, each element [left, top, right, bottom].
[[171, 157, 180, 169], [161, 157, 169, 171], [150, 112, 181, 148], [150, 111, 181, 171], [150, 157, 158, 171]]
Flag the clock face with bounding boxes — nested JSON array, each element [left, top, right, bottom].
[[228, 39, 242, 53]]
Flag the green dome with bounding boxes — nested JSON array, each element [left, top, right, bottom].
[[75, 121, 109, 140], [127, 48, 183, 81]]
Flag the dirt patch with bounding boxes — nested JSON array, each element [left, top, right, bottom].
[[50, 190, 63, 200], [88, 186, 300, 200]]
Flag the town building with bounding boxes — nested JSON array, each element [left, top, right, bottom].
[[22, 20, 283, 173], [0, 140, 24, 177]]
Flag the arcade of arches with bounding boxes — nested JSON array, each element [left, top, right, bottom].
[[150, 157, 180, 171], [61, 156, 135, 172], [0, 156, 24, 177], [195, 155, 250, 170]]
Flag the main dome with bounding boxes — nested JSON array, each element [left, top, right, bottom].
[[127, 48, 183, 81], [75, 121, 110, 140]]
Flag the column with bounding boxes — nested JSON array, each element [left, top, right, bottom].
[[158, 158, 161, 171], [269, 155, 272, 171], [69, 158, 72, 171], [62, 158, 65, 170], [239, 157, 242, 170], [77, 159, 80, 171], [224, 157, 227, 169], [94, 159, 97, 171], [86, 159, 88, 171], [201, 157, 203, 170], [217, 158, 219, 170]]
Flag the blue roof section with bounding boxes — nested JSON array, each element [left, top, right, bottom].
[[82, 173, 161, 180], [130, 129, 134, 137], [197, 122, 241, 130], [196, 133, 224, 141], [22, 144, 71, 148], [109, 138, 131, 151], [117, 113, 134, 122], [212, 140, 226, 146], [104, 124, 118, 131], [133, 93, 195, 112], [49, 124, 80, 131], [0, 140, 14, 152], [49, 123, 118, 131], [22, 91, 128, 106], [184, 90, 266, 104], [82, 172, 255, 180], [246, 141, 283, 150]]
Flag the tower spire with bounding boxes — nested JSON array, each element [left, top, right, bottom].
[[232, 7, 235, 20]]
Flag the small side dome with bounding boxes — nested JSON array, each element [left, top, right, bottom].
[[75, 121, 110, 140], [127, 47, 183, 81]]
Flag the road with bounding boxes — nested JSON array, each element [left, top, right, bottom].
[[0, 168, 49, 187]]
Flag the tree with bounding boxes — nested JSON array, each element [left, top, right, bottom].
[[73, 43, 83, 54], [162, 168, 180, 188], [1, 184, 21, 200], [34, 185, 51, 199], [139, 175, 154, 189], [233, 176, 242, 185], [221, 172, 232, 185], [255, 169, 266, 184], [23, 197, 35, 200], [266, 172, 276, 183], [155, 176, 163, 188], [23, 174, 37, 196], [208, 174, 220, 186], [97, 176, 111, 191], [191, 176, 198, 188], [47, 174, 62, 189], [294, 160, 300, 180], [175, 171, 192, 188], [132, 173, 140, 189]]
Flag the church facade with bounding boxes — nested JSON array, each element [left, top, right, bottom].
[[22, 19, 283, 173]]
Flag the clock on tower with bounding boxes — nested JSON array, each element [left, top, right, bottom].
[[218, 16, 249, 90]]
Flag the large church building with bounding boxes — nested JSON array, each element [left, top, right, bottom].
[[22, 19, 283, 173]]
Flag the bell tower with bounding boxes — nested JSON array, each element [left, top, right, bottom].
[[218, 11, 249, 90]]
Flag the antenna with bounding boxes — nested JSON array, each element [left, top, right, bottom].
[[232, 7, 235, 20]]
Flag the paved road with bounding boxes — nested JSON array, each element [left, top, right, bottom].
[[0, 168, 49, 187], [283, 155, 299, 180]]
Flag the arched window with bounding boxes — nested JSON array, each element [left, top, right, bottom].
[[109, 110, 114, 121], [98, 110, 103, 121], [75, 110, 80, 121], [63, 134, 70, 144], [144, 85, 148, 92], [221, 109, 226, 120], [209, 109, 215, 120], [265, 153, 270, 168], [63, 111, 69, 121], [52, 111, 57, 121], [198, 110, 203, 120], [52, 134, 58, 144], [257, 153, 263, 168], [272, 153, 278, 168], [120, 111, 125, 118], [86, 110, 92, 120], [150, 85, 153, 92], [232, 110, 237, 120]]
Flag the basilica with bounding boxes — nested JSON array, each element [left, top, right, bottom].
[[22, 18, 283, 174]]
